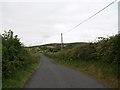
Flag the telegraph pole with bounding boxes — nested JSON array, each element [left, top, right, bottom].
[[61, 33, 63, 50]]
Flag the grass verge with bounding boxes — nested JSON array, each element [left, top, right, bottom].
[[50, 58, 118, 88], [2, 53, 41, 88]]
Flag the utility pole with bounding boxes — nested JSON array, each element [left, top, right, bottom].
[[61, 33, 63, 50]]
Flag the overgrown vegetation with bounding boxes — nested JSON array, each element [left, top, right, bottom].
[[2, 30, 40, 88], [0, 35, 2, 89], [46, 34, 120, 88]]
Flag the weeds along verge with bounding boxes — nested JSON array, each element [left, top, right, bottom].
[[2, 30, 40, 88], [46, 34, 120, 88]]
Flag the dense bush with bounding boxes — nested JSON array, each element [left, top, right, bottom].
[[2, 30, 39, 78], [96, 34, 120, 63], [46, 34, 119, 88], [47, 34, 120, 64]]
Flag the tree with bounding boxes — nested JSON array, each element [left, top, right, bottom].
[[2, 30, 26, 78]]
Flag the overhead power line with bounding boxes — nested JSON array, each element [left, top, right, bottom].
[[41, 0, 118, 45], [63, 0, 118, 34]]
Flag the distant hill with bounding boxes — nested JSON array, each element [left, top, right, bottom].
[[27, 42, 88, 52], [27, 42, 87, 48]]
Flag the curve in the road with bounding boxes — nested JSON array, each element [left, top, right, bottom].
[[24, 54, 107, 88]]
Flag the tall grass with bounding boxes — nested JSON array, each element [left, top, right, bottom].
[[2, 48, 41, 88], [52, 59, 118, 88], [2, 30, 41, 88], [46, 34, 120, 88]]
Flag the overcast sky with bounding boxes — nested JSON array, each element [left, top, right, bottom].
[[0, 0, 119, 46]]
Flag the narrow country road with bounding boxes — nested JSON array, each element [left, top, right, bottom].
[[24, 54, 106, 88]]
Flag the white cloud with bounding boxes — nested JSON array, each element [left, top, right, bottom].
[[0, 3, 2, 32], [1, 0, 118, 46]]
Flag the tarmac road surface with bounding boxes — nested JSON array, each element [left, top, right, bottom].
[[24, 54, 106, 88]]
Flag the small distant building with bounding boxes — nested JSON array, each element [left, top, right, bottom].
[[46, 46, 55, 48]]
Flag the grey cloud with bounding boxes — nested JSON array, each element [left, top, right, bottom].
[[1, 0, 118, 46]]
